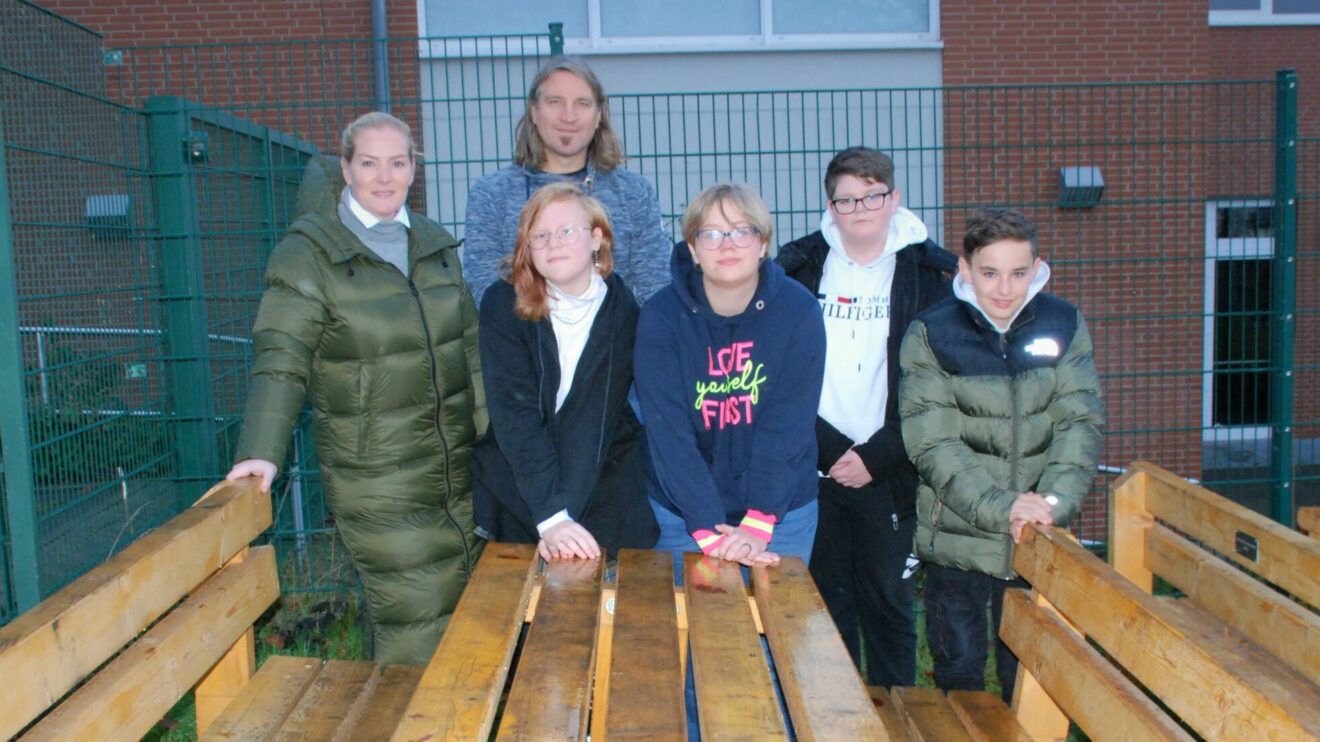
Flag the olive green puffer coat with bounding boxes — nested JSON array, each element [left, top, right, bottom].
[[899, 291, 1103, 579], [235, 155, 487, 664]]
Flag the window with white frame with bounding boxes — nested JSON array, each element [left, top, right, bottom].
[[1210, 0, 1320, 25], [419, 0, 938, 52], [1202, 200, 1275, 441]]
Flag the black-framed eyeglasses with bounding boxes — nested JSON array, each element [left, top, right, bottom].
[[694, 226, 761, 251], [830, 190, 892, 214], [530, 225, 592, 250]]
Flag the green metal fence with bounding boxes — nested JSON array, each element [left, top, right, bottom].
[[2, 5, 1315, 619], [0, 0, 319, 620]]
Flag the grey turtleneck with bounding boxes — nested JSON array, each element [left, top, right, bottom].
[[338, 187, 411, 277]]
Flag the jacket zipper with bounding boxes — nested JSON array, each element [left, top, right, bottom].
[[409, 278, 475, 577], [1004, 331, 1021, 577]]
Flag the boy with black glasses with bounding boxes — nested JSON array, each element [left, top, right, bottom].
[[777, 146, 956, 688]]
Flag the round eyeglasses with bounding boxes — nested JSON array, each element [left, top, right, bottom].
[[829, 190, 892, 215], [694, 226, 761, 251], [530, 225, 592, 250]]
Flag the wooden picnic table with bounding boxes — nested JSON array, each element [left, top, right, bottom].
[[388, 544, 887, 741]]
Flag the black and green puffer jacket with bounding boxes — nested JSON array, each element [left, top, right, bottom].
[[235, 155, 487, 665], [898, 289, 1103, 579]]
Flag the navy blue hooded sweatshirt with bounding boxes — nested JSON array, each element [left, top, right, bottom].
[[636, 243, 827, 537]]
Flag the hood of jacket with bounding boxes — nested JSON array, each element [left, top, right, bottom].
[[819, 205, 929, 264], [953, 259, 1053, 334], [667, 241, 790, 324]]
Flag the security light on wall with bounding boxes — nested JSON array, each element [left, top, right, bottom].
[[86, 194, 132, 240], [1058, 166, 1105, 209]]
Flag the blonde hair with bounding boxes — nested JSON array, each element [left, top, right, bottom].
[[514, 56, 624, 172], [341, 112, 421, 162], [681, 183, 774, 248], [508, 182, 614, 321]]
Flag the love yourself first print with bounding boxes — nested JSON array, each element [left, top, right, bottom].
[[694, 340, 767, 430]]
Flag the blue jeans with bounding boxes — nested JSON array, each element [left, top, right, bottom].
[[923, 563, 1026, 704], [648, 497, 819, 583]]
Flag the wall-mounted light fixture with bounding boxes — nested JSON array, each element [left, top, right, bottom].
[[85, 194, 132, 240], [1058, 166, 1105, 209]]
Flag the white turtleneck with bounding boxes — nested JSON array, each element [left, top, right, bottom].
[[548, 272, 608, 412], [537, 271, 608, 536]]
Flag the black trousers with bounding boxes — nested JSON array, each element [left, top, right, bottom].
[[808, 477, 917, 687], [924, 562, 1027, 704]]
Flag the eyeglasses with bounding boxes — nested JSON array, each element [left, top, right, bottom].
[[694, 226, 761, 251], [530, 225, 592, 250], [829, 190, 892, 215]]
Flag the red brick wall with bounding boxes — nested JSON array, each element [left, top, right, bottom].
[[941, 0, 1214, 532], [40, 1, 424, 162], [40, 1, 416, 47]]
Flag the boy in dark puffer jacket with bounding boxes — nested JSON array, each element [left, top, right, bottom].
[[899, 208, 1104, 702]]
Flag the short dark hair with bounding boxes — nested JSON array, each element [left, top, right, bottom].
[[824, 146, 895, 198], [963, 208, 1039, 259]]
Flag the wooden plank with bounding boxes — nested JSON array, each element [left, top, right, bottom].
[[1108, 467, 1154, 593], [22, 545, 279, 742], [1008, 590, 1070, 740], [946, 691, 1032, 742], [497, 558, 603, 741], [0, 478, 270, 742], [271, 660, 377, 741], [201, 656, 323, 741], [752, 557, 888, 741], [1154, 596, 1320, 731], [601, 549, 685, 741], [1133, 461, 1320, 608], [866, 687, 913, 742], [890, 687, 974, 742], [1300, 506, 1320, 537], [344, 665, 424, 742], [196, 626, 257, 734], [1013, 525, 1319, 741], [999, 587, 1192, 742], [196, 545, 259, 734], [684, 553, 788, 741], [588, 586, 616, 742], [1146, 523, 1320, 686], [391, 542, 537, 742]]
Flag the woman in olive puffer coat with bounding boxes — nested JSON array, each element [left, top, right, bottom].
[[228, 113, 486, 665]]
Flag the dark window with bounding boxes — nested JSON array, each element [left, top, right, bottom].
[[1216, 205, 1273, 239], [1212, 258, 1272, 426]]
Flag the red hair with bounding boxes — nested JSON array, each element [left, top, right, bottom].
[[507, 182, 614, 321]]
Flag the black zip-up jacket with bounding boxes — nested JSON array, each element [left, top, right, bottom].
[[470, 273, 658, 552], [777, 230, 956, 518]]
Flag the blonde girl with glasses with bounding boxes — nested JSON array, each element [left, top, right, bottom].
[[635, 182, 827, 574]]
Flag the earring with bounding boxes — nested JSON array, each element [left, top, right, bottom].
[[592, 250, 600, 268]]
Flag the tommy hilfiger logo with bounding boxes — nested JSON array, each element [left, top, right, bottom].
[[1024, 337, 1061, 357]]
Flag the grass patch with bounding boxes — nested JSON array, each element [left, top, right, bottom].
[[144, 592, 369, 740]]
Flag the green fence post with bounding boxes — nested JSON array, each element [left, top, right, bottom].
[[0, 114, 42, 610], [145, 96, 219, 506], [1270, 69, 1298, 526], [549, 23, 564, 56]]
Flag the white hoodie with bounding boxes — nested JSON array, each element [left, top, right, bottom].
[[951, 259, 1052, 334], [817, 206, 929, 448]]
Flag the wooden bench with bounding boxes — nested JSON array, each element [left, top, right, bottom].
[[1008, 461, 1319, 740], [0, 479, 277, 740], [870, 461, 1320, 741], [390, 544, 887, 741], [1301, 505, 1319, 538]]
